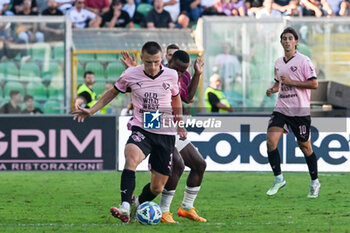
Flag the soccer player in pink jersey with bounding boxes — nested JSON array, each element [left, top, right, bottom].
[[121, 48, 207, 223], [265, 27, 321, 198], [73, 41, 187, 223]]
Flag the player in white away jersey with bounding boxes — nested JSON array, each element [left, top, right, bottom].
[[73, 41, 187, 223], [265, 27, 321, 198]]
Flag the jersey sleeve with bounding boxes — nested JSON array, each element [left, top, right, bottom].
[[274, 65, 279, 83], [170, 71, 179, 97], [114, 72, 128, 93], [302, 58, 317, 80]]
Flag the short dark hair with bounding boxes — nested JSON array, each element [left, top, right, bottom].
[[141, 41, 162, 55], [280, 27, 299, 41], [171, 50, 190, 64], [84, 71, 94, 78], [167, 44, 179, 52], [24, 94, 33, 102], [9, 90, 20, 98]]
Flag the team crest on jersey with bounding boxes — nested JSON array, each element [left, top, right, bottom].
[[162, 82, 170, 90], [290, 66, 297, 72]]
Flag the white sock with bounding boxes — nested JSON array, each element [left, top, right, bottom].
[[181, 186, 200, 210], [311, 178, 320, 186], [275, 174, 284, 182], [121, 201, 130, 211], [159, 189, 175, 213]]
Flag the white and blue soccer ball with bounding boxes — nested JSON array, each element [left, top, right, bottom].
[[136, 201, 162, 225]]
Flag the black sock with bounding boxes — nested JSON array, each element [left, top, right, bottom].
[[268, 149, 281, 176], [120, 169, 135, 204], [305, 152, 318, 180], [138, 183, 157, 204]]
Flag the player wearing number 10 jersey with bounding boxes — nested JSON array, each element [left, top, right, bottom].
[[265, 27, 321, 198]]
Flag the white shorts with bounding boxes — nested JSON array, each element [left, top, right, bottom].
[[175, 135, 191, 152]]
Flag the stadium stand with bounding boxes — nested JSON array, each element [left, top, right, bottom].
[[48, 84, 64, 101], [53, 43, 64, 61], [32, 43, 51, 62], [26, 82, 48, 102], [136, 3, 153, 17], [44, 100, 64, 114], [20, 62, 41, 83], [1, 62, 19, 82], [85, 61, 106, 81], [4, 81, 25, 99]]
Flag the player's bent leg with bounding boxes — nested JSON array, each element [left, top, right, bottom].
[[177, 143, 207, 222], [298, 140, 321, 198], [111, 143, 146, 223], [181, 143, 206, 187], [160, 148, 184, 223], [164, 147, 185, 191], [266, 127, 285, 196]]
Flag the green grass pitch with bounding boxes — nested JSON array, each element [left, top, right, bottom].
[[0, 171, 349, 232]]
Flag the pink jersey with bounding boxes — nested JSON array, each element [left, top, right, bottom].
[[179, 71, 191, 101], [115, 65, 179, 135], [274, 52, 317, 116]]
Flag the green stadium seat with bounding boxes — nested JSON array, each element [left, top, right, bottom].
[[43, 100, 64, 114], [96, 53, 118, 62], [0, 62, 19, 82], [41, 62, 63, 83], [0, 85, 3, 99], [85, 61, 106, 81], [4, 81, 25, 99], [94, 81, 106, 97], [107, 62, 125, 81], [31, 43, 51, 62], [133, 23, 142, 28], [136, 3, 153, 17], [20, 62, 41, 82], [77, 53, 95, 62], [0, 63, 5, 82], [48, 84, 64, 101], [53, 43, 64, 61], [26, 82, 48, 101]]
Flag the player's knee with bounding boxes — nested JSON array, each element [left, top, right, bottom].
[[150, 184, 164, 195], [173, 160, 185, 177], [125, 156, 140, 170], [266, 139, 277, 152], [197, 158, 207, 174]]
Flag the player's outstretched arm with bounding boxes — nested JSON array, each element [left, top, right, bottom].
[[120, 51, 137, 69], [183, 56, 203, 104], [280, 75, 318, 89], [73, 87, 119, 122], [266, 82, 280, 97], [171, 94, 187, 140]]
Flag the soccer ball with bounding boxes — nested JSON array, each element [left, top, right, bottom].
[[136, 201, 162, 225]]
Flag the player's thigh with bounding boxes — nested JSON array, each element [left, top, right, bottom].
[[124, 143, 146, 168], [289, 116, 311, 143], [149, 134, 175, 176], [125, 127, 152, 168], [175, 135, 191, 152], [267, 112, 286, 149], [173, 147, 185, 171], [181, 143, 206, 169], [267, 127, 284, 149]]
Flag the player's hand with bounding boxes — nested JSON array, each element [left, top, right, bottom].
[[266, 88, 273, 97], [280, 75, 293, 85], [194, 56, 204, 74], [120, 51, 136, 68], [72, 105, 92, 123], [177, 126, 187, 140]]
